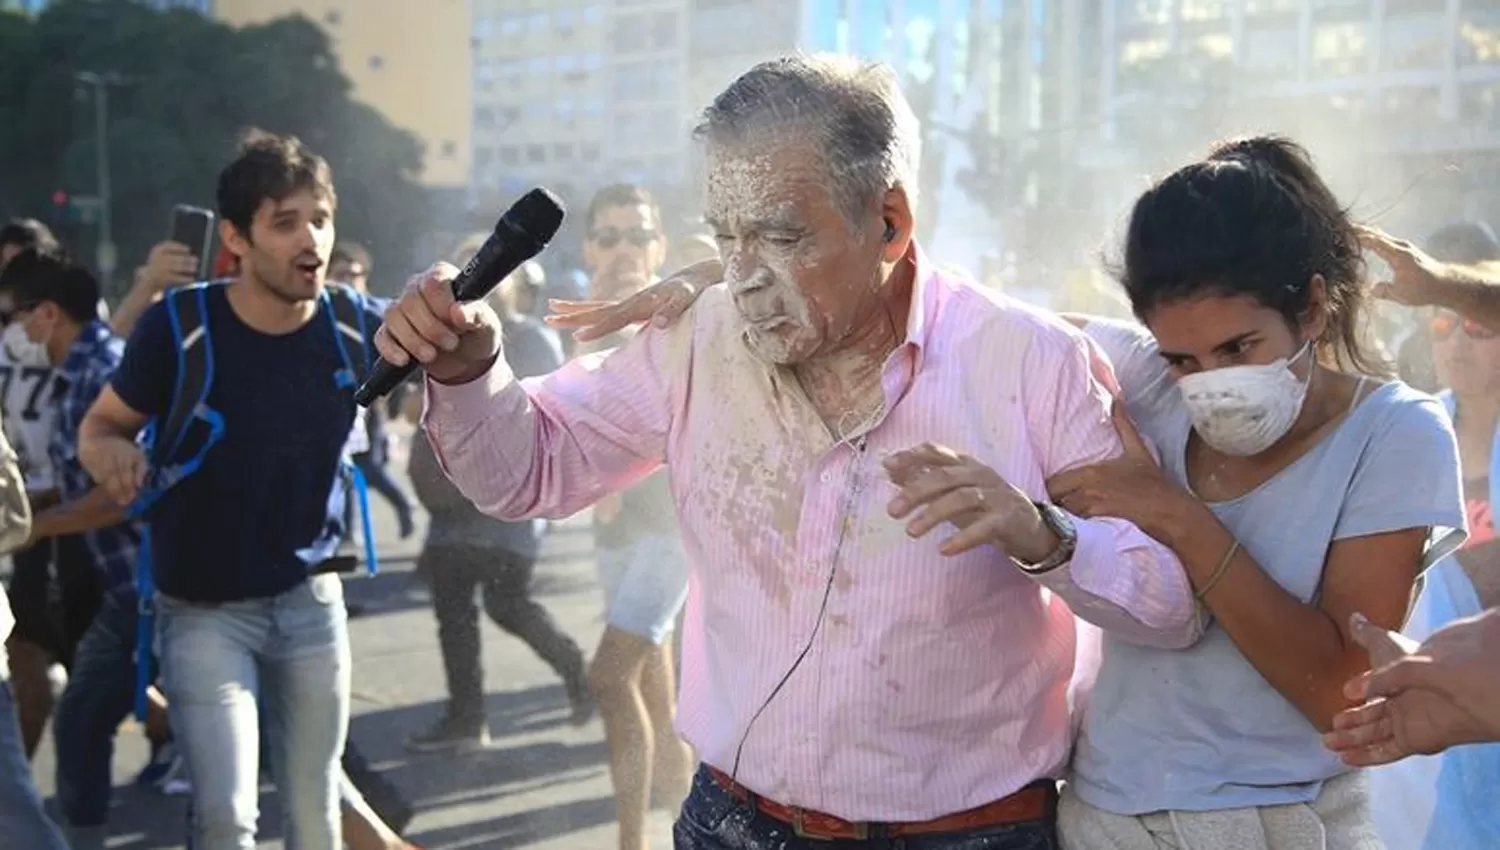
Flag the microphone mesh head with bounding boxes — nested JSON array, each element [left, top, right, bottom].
[[500, 188, 566, 242]]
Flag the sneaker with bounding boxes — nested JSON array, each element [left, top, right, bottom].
[[135, 740, 176, 788], [158, 754, 193, 797], [404, 715, 490, 753], [563, 668, 596, 727]]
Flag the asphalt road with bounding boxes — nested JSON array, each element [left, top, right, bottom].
[[26, 446, 675, 848]]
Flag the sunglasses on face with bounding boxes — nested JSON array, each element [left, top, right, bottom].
[[589, 228, 658, 249], [1430, 312, 1497, 341]]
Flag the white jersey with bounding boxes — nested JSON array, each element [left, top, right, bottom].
[[0, 345, 64, 492]]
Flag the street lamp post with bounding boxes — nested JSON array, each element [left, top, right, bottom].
[[74, 71, 125, 285]]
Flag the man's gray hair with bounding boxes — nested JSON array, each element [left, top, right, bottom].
[[694, 53, 921, 224]]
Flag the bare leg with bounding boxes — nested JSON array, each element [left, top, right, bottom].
[[341, 797, 413, 850], [588, 626, 656, 850], [640, 637, 691, 809], [144, 686, 170, 743], [5, 639, 52, 759]]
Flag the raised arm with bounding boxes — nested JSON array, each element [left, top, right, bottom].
[[376, 265, 680, 523], [547, 258, 722, 342], [1361, 226, 1500, 334]]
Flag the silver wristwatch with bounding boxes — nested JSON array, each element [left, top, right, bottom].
[[1012, 502, 1078, 574]]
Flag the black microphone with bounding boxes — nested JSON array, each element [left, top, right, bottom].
[[353, 188, 566, 407]]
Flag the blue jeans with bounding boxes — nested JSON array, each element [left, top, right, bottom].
[[158, 575, 350, 850], [53, 585, 138, 846], [674, 767, 1059, 850], [0, 650, 69, 850]]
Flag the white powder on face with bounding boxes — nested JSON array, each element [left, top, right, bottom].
[[705, 145, 838, 365]]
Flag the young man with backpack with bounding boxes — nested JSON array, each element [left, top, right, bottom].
[[77, 130, 384, 849]]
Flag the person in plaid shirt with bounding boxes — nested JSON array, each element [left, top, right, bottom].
[[0, 248, 154, 850]]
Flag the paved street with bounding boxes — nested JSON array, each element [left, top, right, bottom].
[[26, 433, 677, 848]]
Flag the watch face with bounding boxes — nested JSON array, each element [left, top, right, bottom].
[[1017, 503, 1077, 574], [1044, 503, 1077, 540]]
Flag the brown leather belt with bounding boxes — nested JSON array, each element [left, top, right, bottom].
[[706, 766, 1057, 841]]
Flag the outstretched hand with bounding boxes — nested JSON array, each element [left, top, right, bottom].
[[546, 258, 722, 342], [1324, 611, 1500, 766], [1356, 225, 1446, 308]]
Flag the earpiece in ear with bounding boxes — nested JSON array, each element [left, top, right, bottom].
[[882, 220, 897, 243]]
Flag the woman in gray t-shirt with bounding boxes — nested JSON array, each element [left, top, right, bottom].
[[1049, 137, 1465, 848]]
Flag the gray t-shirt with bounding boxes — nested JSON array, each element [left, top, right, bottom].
[[586, 330, 679, 551], [1075, 318, 1465, 815], [409, 316, 564, 555]]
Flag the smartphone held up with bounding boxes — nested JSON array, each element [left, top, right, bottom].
[[169, 204, 215, 282]]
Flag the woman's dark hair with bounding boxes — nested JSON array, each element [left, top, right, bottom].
[[1119, 135, 1381, 374]]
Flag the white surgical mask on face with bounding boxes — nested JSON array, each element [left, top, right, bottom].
[[1, 321, 46, 368], [1177, 343, 1313, 457]]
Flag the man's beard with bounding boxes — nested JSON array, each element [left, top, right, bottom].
[[248, 255, 321, 305]]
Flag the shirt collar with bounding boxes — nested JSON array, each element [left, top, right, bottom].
[[900, 243, 937, 372]]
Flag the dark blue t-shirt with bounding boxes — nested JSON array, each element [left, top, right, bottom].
[[111, 284, 384, 603]]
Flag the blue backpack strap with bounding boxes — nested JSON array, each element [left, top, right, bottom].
[[128, 284, 224, 519], [322, 285, 378, 575], [347, 461, 378, 575], [134, 527, 156, 721], [130, 283, 224, 721], [323, 284, 371, 390]]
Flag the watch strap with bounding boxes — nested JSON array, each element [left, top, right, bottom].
[[1013, 501, 1078, 574]]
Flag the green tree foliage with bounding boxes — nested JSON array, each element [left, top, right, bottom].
[[0, 0, 428, 296]]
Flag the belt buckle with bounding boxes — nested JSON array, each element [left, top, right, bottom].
[[790, 809, 825, 841], [789, 808, 867, 841]]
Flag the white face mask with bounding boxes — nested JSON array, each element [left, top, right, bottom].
[[1177, 343, 1312, 457], [1, 322, 46, 368]]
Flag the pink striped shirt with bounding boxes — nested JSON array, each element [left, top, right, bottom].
[[423, 259, 1199, 821]]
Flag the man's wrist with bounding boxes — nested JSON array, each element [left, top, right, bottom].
[[1006, 505, 1064, 566], [429, 351, 502, 387], [1422, 261, 1497, 311], [28, 511, 56, 543]]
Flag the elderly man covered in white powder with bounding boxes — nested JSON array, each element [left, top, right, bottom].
[[374, 54, 1200, 850]]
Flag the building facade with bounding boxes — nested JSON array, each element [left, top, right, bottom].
[[213, 0, 473, 192], [1089, 1, 1500, 196], [885, 0, 1500, 297], [466, 0, 983, 240]]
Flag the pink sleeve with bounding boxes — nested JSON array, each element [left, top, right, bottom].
[[1021, 327, 1203, 649], [420, 324, 679, 522]]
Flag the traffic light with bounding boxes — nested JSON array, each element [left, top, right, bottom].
[[49, 191, 98, 225]]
